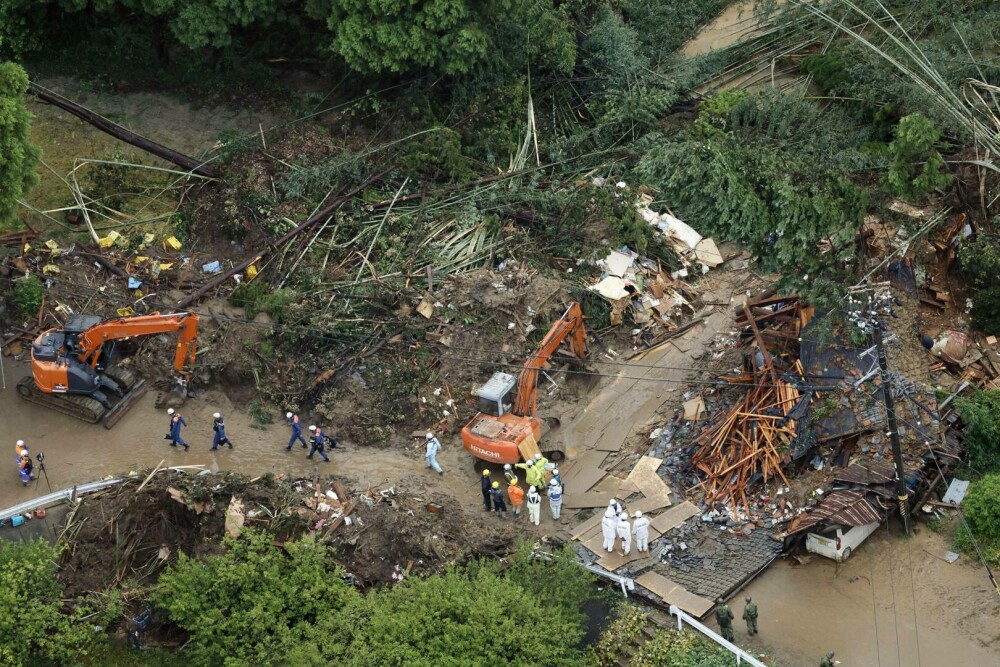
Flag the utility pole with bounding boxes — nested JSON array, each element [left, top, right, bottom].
[[873, 326, 911, 535]]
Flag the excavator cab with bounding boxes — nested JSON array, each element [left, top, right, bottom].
[[475, 372, 517, 417]]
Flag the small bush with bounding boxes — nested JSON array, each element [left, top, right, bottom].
[[11, 274, 43, 320], [962, 474, 1000, 541], [887, 113, 951, 198], [954, 390, 1000, 475]]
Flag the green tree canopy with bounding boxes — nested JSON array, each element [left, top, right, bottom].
[[0, 540, 112, 666], [0, 61, 40, 231], [153, 530, 358, 666]]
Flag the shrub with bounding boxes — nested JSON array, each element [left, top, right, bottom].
[[955, 390, 1000, 475], [0, 540, 113, 665], [0, 61, 41, 231], [887, 113, 951, 198], [962, 474, 1000, 541], [11, 274, 43, 320]]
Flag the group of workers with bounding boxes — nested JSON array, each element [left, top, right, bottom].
[[600, 498, 651, 556], [164, 409, 234, 451], [715, 597, 834, 665], [285, 413, 336, 461], [479, 453, 563, 525], [14, 440, 34, 486]]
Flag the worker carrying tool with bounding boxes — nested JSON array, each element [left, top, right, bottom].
[[16, 452, 33, 486], [307, 425, 331, 462]]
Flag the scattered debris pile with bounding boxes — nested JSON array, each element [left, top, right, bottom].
[[685, 295, 811, 514]]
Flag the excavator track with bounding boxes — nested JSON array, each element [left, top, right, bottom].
[[16, 365, 147, 428], [16, 376, 105, 424]]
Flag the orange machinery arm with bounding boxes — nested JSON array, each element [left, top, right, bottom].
[[512, 302, 587, 418], [76, 312, 200, 375]]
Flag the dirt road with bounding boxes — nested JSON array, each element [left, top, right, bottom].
[[736, 527, 1000, 666], [0, 366, 484, 511]]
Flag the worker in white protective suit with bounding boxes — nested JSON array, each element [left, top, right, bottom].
[[526, 485, 542, 526], [632, 510, 651, 552], [608, 497, 624, 518], [601, 508, 617, 552], [616, 513, 632, 555]]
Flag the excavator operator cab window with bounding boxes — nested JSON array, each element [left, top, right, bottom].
[[475, 372, 517, 418]]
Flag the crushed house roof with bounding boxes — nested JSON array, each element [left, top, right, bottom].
[[786, 489, 885, 535]]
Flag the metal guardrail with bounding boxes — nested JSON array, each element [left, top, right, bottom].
[[580, 561, 635, 597], [0, 478, 123, 521], [668, 605, 768, 667]]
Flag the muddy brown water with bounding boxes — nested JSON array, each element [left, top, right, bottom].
[[733, 527, 1000, 666]]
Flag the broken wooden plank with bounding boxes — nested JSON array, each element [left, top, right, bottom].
[[562, 492, 614, 509], [565, 466, 608, 495], [636, 571, 714, 618], [649, 501, 700, 534]]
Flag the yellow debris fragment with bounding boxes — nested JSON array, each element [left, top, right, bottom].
[[45, 239, 59, 250], [98, 230, 121, 248], [116, 307, 135, 317], [246, 264, 259, 279], [42, 264, 60, 275], [165, 236, 182, 250]]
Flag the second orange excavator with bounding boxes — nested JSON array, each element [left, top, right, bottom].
[[461, 301, 587, 465], [17, 311, 200, 427]]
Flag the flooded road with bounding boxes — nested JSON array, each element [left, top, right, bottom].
[[736, 526, 1000, 666]]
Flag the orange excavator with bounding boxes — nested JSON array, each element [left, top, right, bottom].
[[461, 302, 587, 465], [17, 311, 199, 427]]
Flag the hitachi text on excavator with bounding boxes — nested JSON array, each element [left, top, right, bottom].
[[461, 301, 587, 465]]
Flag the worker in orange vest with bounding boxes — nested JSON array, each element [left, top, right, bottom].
[[507, 477, 525, 520]]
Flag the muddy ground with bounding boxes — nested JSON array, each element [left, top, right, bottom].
[[739, 525, 1000, 667]]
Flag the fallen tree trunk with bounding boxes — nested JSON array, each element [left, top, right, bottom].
[[29, 84, 218, 179], [174, 169, 391, 309]]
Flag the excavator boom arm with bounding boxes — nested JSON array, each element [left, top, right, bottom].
[[78, 312, 200, 375], [513, 302, 587, 417]]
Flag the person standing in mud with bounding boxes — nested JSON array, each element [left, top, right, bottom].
[[285, 412, 309, 450], [819, 651, 835, 667], [167, 408, 189, 451], [424, 432, 443, 474], [481, 470, 493, 511], [306, 425, 331, 462], [211, 412, 233, 450], [525, 485, 542, 526], [490, 481, 507, 517], [742, 596, 758, 636], [548, 478, 563, 520], [714, 599, 735, 642], [507, 477, 524, 520]]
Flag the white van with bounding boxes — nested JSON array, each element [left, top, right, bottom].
[[805, 521, 880, 562]]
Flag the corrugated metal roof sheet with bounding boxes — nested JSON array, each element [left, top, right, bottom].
[[787, 489, 885, 535], [834, 463, 895, 486]]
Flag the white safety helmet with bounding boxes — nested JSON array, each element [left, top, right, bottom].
[[549, 479, 557, 486], [308, 425, 317, 431], [552, 468, 559, 475], [167, 408, 175, 415], [634, 511, 643, 518], [213, 412, 221, 419], [16, 440, 24, 447], [286, 412, 293, 419], [503, 464, 511, 471], [529, 486, 537, 493], [534, 453, 542, 461], [426, 432, 434, 439], [608, 499, 617, 507]]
